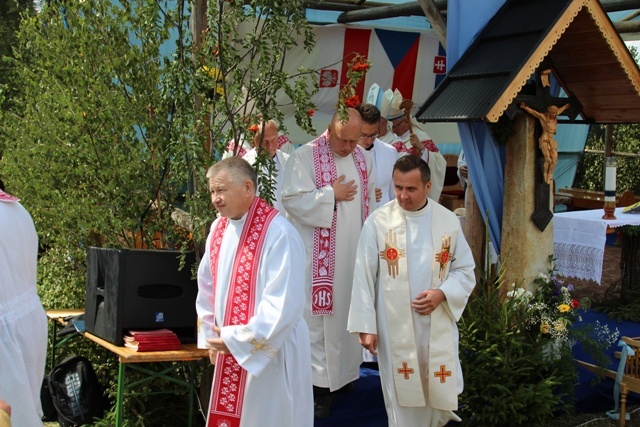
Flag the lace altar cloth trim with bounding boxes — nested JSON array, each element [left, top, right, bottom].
[[553, 242, 604, 284], [553, 207, 640, 284]]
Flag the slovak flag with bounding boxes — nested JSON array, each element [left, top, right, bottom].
[[288, 25, 445, 114]]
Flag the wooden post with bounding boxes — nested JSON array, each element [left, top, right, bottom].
[[462, 181, 486, 283], [501, 114, 554, 291]]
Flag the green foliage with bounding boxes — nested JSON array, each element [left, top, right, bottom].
[[459, 249, 621, 426], [0, 0, 34, 115], [594, 225, 640, 322], [0, 0, 317, 306], [459, 263, 570, 426], [576, 123, 640, 194], [1, 2, 316, 424], [575, 43, 640, 194]]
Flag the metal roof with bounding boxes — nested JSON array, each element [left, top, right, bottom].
[[415, 0, 640, 124]]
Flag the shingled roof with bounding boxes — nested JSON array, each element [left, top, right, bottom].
[[415, 0, 640, 124]]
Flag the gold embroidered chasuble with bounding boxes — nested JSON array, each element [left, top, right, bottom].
[[374, 200, 461, 411]]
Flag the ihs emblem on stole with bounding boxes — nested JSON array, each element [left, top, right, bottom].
[[435, 234, 452, 280], [379, 230, 405, 279]]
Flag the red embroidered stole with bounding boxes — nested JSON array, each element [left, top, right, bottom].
[[391, 137, 439, 157], [227, 139, 248, 158], [0, 190, 19, 202], [311, 131, 369, 316], [206, 197, 277, 427], [277, 133, 290, 149]]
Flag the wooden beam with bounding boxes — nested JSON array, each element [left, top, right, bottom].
[[417, 0, 447, 49], [305, 1, 372, 12], [337, 2, 427, 23], [334, 0, 640, 33]]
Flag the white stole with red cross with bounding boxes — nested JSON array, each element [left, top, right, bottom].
[[206, 197, 278, 427], [311, 131, 369, 316], [374, 200, 458, 410]]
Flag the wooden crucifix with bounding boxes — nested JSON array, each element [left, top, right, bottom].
[[514, 67, 580, 232]]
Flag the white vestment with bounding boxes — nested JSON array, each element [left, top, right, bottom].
[[282, 141, 376, 391], [242, 148, 289, 214], [0, 193, 47, 427], [277, 132, 296, 155], [196, 211, 313, 427], [348, 199, 475, 427], [378, 130, 398, 145], [369, 139, 399, 207], [396, 128, 447, 202]]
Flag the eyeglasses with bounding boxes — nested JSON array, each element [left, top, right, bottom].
[[391, 117, 407, 128], [359, 132, 378, 140]]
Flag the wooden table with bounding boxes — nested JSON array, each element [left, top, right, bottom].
[[554, 187, 639, 211], [46, 310, 209, 426], [46, 309, 85, 370], [83, 332, 208, 427]]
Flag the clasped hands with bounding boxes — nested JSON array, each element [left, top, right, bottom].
[[206, 324, 230, 364]]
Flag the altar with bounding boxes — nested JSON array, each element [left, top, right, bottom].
[[553, 207, 640, 284]]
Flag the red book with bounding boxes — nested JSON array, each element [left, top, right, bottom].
[[124, 341, 182, 352]]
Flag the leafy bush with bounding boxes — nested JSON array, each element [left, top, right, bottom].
[[2, 1, 317, 423], [459, 259, 570, 426], [459, 253, 617, 426]]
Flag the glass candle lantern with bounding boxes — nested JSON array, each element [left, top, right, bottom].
[[602, 156, 617, 220]]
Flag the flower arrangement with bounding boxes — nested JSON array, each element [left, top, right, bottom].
[[336, 53, 371, 121], [507, 255, 619, 357]]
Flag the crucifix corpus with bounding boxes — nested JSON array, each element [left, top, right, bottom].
[[513, 67, 579, 232], [519, 100, 570, 185]]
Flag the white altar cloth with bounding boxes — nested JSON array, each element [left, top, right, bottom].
[[553, 207, 640, 284]]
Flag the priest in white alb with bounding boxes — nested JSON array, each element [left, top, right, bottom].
[[0, 180, 48, 427], [282, 108, 376, 418], [356, 103, 398, 207], [196, 157, 313, 427], [348, 155, 475, 427], [242, 119, 289, 214]]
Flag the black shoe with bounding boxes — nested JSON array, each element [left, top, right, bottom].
[[313, 393, 335, 419]]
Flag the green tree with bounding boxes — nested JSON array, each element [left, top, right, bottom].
[[0, 0, 33, 119], [0, 0, 316, 312], [576, 123, 640, 194]]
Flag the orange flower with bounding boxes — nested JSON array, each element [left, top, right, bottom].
[[307, 109, 314, 117], [344, 95, 360, 108], [248, 124, 259, 133], [351, 61, 370, 72]]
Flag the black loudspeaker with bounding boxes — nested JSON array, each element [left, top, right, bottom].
[[85, 247, 198, 346]]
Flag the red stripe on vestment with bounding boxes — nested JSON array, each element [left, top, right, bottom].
[[207, 197, 278, 427]]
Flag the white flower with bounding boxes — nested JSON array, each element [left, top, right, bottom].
[[506, 287, 533, 301]]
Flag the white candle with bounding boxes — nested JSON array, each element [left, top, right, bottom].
[[605, 166, 616, 191]]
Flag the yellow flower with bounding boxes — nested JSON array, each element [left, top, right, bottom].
[[558, 304, 571, 313], [540, 323, 550, 334], [201, 65, 222, 79]]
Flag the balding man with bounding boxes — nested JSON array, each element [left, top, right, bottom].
[[243, 120, 289, 213], [282, 108, 376, 418]]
